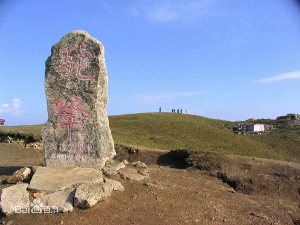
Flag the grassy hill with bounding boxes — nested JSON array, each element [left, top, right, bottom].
[[1, 113, 299, 163], [0, 124, 43, 139]]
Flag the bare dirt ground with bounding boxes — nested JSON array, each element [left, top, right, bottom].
[[0, 143, 300, 225]]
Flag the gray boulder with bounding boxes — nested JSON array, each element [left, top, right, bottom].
[[0, 184, 30, 215], [39, 189, 75, 213], [28, 167, 103, 193], [74, 182, 113, 209]]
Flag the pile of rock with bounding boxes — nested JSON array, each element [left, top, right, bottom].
[[0, 136, 13, 143], [0, 134, 43, 149], [25, 141, 43, 149], [0, 160, 149, 215]]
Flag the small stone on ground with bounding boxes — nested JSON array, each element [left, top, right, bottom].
[[32, 193, 43, 198], [118, 167, 150, 181], [131, 161, 147, 168], [7, 167, 31, 184], [104, 178, 124, 191]]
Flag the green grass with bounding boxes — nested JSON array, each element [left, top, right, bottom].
[[109, 113, 298, 162], [1, 113, 299, 163], [247, 129, 300, 163], [0, 124, 44, 140]]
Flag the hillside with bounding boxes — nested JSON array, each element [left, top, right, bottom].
[[109, 113, 300, 163], [0, 113, 299, 163]]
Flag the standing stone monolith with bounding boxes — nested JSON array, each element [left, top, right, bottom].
[[42, 30, 115, 169]]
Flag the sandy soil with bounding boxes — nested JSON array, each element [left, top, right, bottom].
[[0, 143, 299, 225]]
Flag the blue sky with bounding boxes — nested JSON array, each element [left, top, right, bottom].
[[0, 0, 299, 125]]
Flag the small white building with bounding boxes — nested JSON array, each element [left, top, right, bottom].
[[241, 124, 265, 132]]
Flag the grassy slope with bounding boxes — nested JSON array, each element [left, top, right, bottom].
[[0, 124, 44, 139], [1, 113, 299, 163], [109, 113, 297, 162], [248, 130, 300, 163]]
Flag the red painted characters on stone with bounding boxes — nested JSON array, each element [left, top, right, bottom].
[[57, 42, 94, 80], [52, 95, 90, 140], [57, 46, 75, 79]]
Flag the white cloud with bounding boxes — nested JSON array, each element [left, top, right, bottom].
[[135, 91, 203, 103], [0, 98, 24, 117], [1, 104, 9, 108], [13, 98, 21, 108], [131, 0, 216, 23], [255, 71, 300, 83]]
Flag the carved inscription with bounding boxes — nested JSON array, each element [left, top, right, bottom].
[[52, 94, 90, 140], [57, 42, 94, 80]]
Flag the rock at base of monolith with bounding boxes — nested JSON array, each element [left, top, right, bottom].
[[42, 30, 115, 169], [28, 167, 103, 193], [102, 160, 126, 178], [0, 184, 30, 215], [103, 178, 124, 191], [118, 167, 150, 181], [39, 189, 75, 213], [7, 167, 31, 184], [74, 183, 113, 209]]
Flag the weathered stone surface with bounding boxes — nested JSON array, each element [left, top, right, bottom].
[[42, 30, 115, 169], [74, 183, 113, 209], [28, 167, 103, 193], [118, 167, 150, 181], [104, 178, 124, 191], [7, 167, 31, 184], [40, 189, 75, 213], [102, 160, 126, 177], [0, 184, 30, 215]]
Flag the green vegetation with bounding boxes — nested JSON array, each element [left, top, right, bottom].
[[248, 129, 300, 163], [1, 113, 299, 163], [109, 113, 299, 163], [0, 131, 36, 142], [0, 124, 43, 140]]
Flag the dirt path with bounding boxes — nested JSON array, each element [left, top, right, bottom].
[[0, 143, 299, 225]]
